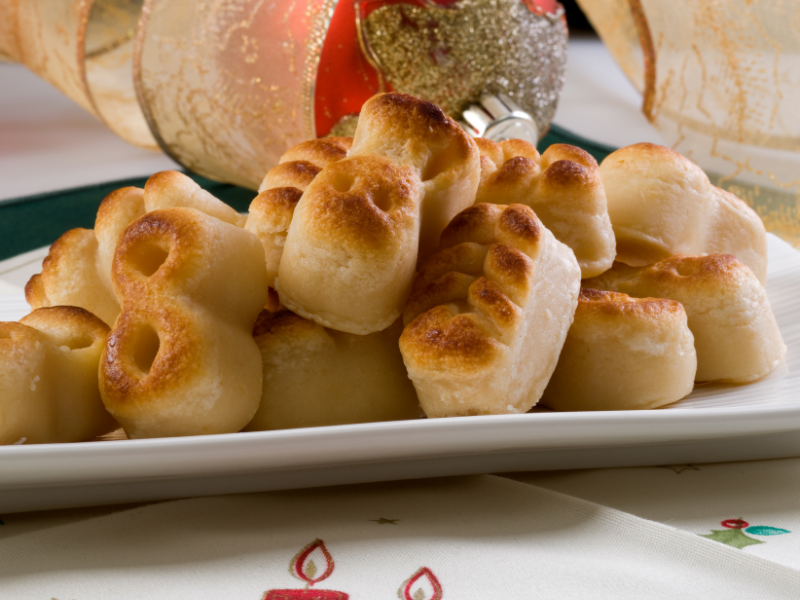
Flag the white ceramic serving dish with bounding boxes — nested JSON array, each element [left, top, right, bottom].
[[1, 234, 799, 513]]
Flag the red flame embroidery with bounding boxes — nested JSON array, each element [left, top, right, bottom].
[[401, 567, 443, 600], [292, 539, 335, 586]]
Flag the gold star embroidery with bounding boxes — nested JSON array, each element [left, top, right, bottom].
[[370, 518, 400, 525]]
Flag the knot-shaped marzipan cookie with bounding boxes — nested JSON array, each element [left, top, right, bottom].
[[584, 254, 786, 383], [600, 143, 768, 283], [26, 172, 246, 326], [245, 137, 352, 288], [246, 310, 419, 430], [0, 307, 116, 444], [475, 138, 615, 278], [276, 93, 481, 335], [541, 289, 697, 411], [99, 207, 269, 438], [399, 203, 580, 417]]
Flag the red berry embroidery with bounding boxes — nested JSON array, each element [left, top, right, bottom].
[[721, 519, 749, 529]]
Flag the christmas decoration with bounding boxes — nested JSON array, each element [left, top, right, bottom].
[[137, 0, 565, 188], [399, 567, 443, 600], [0, 0, 567, 190], [263, 539, 348, 599], [700, 518, 790, 550]]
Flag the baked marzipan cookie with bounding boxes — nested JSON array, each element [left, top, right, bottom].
[[541, 289, 697, 411], [0, 306, 117, 444], [246, 310, 420, 430], [277, 93, 480, 335], [583, 254, 786, 383], [245, 137, 352, 288], [600, 143, 767, 283], [475, 138, 615, 278], [399, 203, 581, 417], [26, 187, 144, 326], [100, 208, 268, 438], [347, 93, 481, 262], [26, 172, 245, 326]]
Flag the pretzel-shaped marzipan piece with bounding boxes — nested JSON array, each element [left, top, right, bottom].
[[99, 207, 269, 438], [399, 203, 581, 417], [474, 138, 615, 278], [0, 306, 117, 444], [583, 254, 786, 383], [244, 137, 352, 288], [26, 171, 245, 326], [541, 289, 697, 411], [277, 93, 481, 335], [600, 143, 767, 283], [245, 310, 420, 430]]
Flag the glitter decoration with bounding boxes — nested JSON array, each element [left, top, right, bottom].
[[328, 113, 361, 137], [361, 0, 567, 135]]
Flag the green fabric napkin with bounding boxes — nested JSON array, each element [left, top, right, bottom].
[[0, 125, 616, 262]]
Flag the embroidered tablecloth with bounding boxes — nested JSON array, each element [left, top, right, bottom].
[[1, 475, 799, 599]]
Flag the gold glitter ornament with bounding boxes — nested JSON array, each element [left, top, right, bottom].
[[361, 0, 567, 136]]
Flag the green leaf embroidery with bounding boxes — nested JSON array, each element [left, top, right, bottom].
[[701, 528, 764, 549]]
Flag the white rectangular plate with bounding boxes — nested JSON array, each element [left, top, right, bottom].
[[1, 234, 799, 513]]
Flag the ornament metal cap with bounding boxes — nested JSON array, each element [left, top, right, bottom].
[[459, 94, 540, 144]]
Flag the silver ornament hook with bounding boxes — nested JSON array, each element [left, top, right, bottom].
[[459, 94, 539, 144]]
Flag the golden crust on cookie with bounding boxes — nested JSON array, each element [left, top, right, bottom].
[[246, 137, 353, 288], [246, 187, 304, 288], [400, 203, 581, 417], [541, 288, 697, 411], [475, 139, 615, 278], [275, 93, 480, 335], [350, 92, 481, 261], [28, 226, 121, 326], [277, 155, 423, 334], [29, 174, 244, 326], [259, 136, 352, 193], [24, 274, 50, 309], [144, 170, 245, 227], [99, 207, 269, 438], [584, 254, 786, 383], [277, 93, 480, 334], [600, 143, 767, 283], [246, 310, 419, 430], [0, 306, 117, 444]]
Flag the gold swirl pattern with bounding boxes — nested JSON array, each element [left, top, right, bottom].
[[0, 0, 156, 149], [135, 0, 333, 189], [579, 0, 800, 247]]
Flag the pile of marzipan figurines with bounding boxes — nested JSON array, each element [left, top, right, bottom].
[[0, 93, 785, 444]]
